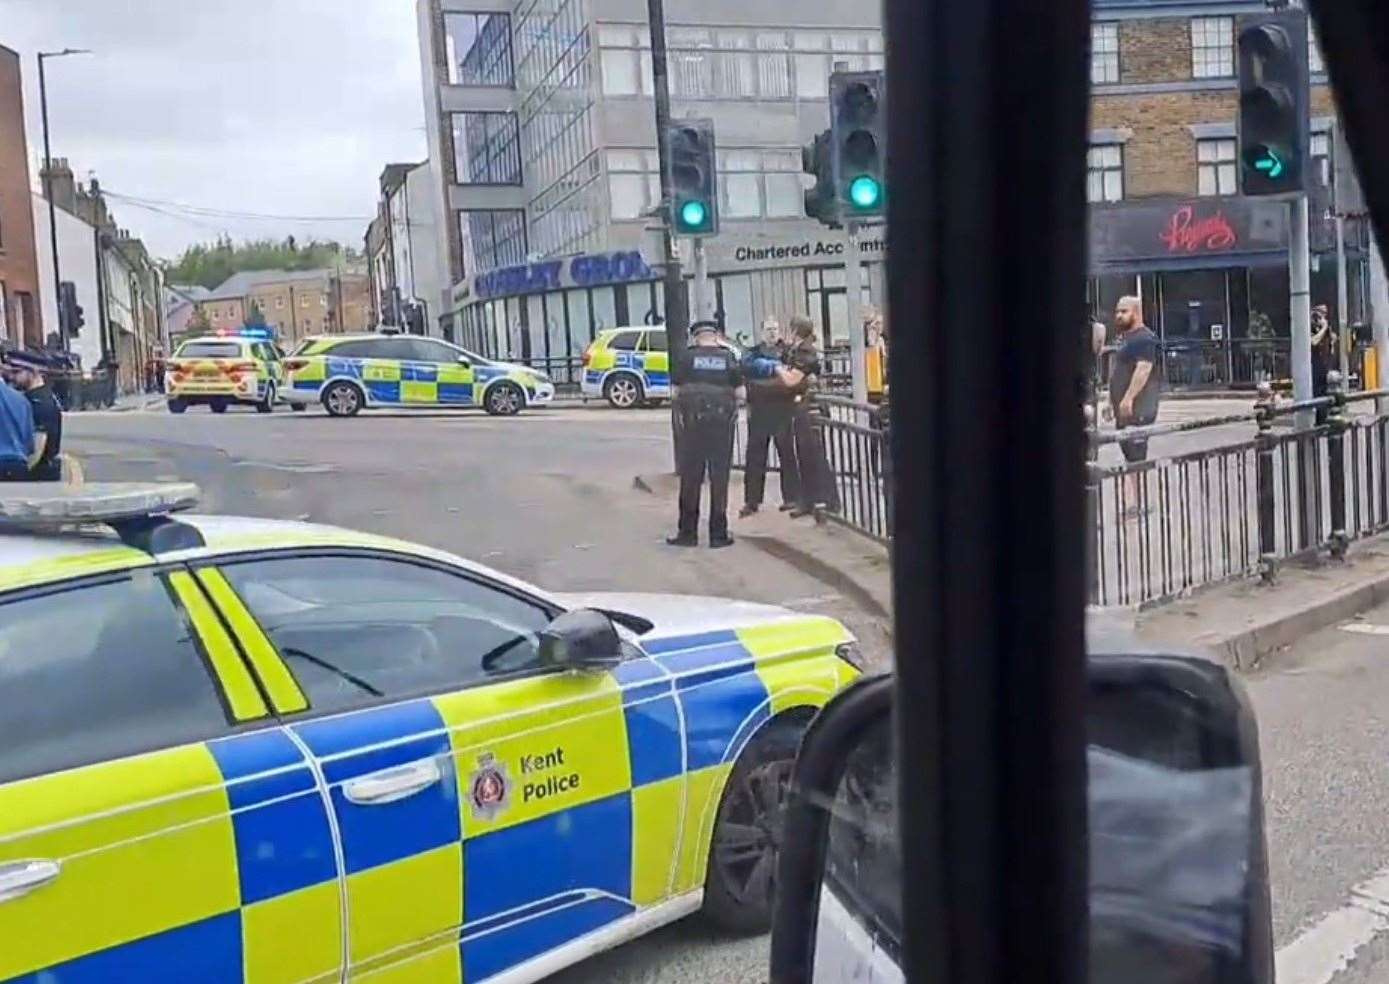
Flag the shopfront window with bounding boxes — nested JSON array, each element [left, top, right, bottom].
[[566, 289, 591, 347], [1247, 266, 1291, 340], [1160, 269, 1229, 341], [591, 286, 618, 333], [446, 13, 514, 87]]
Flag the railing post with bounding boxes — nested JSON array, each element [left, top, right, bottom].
[[1327, 370, 1349, 559], [1255, 381, 1279, 583], [1084, 405, 1100, 605]]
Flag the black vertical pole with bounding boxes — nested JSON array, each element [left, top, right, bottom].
[[646, 0, 687, 343], [1327, 370, 1349, 558], [39, 55, 64, 351], [1256, 382, 1279, 581]]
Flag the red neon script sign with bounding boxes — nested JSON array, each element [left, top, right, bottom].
[[1158, 205, 1238, 254]]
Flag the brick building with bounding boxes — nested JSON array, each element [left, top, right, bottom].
[[197, 268, 373, 346], [1088, 0, 1360, 388], [0, 44, 43, 347]]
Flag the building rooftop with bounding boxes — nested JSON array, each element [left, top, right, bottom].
[[204, 268, 335, 301]]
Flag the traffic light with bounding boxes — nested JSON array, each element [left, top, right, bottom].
[[829, 70, 886, 217], [802, 129, 839, 228], [58, 281, 84, 338], [1237, 12, 1309, 196], [666, 118, 718, 237]]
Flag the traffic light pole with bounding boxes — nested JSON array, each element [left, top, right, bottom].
[[646, 0, 688, 343], [1290, 194, 1313, 422], [845, 222, 869, 406]]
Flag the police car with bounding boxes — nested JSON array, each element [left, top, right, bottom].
[[165, 330, 285, 414], [281, 333, 555, 417], [0, 484, 861, 983], [580, 327, 671, 409]]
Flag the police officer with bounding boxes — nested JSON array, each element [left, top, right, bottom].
[[781, 315, 838, 517], [5, 351, 63, 481], [668, 319, 743, 548], [740, 318, 800, 517], [0, 356, 36, 482]]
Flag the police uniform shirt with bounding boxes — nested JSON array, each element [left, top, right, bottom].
[[26, 384, 62, 478], [674, 343, 742, 388]]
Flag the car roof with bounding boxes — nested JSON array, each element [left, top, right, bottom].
[[0, 514, 555, 603], [177, 336, 253, 348]]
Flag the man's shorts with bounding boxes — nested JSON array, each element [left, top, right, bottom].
[[1117, 416, 1158, 463]]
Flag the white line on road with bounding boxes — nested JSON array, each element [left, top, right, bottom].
[[1339, 623, 1389, 636], [1276, 868, 1389, 984]]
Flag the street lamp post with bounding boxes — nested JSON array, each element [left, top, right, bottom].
[[37, 48, 91, 352]]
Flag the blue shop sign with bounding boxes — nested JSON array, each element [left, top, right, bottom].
[[473, 250, 654, 301]]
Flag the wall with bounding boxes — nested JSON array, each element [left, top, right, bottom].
[[404, 162, 447, 325], [29, 193, 102, 369], [0, 46, 43, 346]]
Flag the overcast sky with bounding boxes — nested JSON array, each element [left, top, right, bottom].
[[3, 0, 426, 260]]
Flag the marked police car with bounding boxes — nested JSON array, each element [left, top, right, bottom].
[[281, 333, 555, 417], [0, 484, 862, 983], [165, 331, 285, 414], [580, 327, 671, 409]]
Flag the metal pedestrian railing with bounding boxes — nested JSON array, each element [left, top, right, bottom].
[[1087, 372, 1389, 608], [732, 395, 892, 543]]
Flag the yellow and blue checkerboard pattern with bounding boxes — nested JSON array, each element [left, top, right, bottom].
[[0, 618, 853, 983], [582, 346, 672, 399], [289, 342, 544, 410]]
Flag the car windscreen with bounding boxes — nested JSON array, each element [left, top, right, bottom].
[[176, 342, 242, 359]]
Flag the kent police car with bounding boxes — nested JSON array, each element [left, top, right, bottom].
[[580, 327, 671, 409], [0, 484, 862, 983], [281, 333, 555, 417], [165, 330, 285, 414]]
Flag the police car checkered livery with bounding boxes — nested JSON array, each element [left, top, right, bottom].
[[580, 327, 671, 409], [0, 493, 860, 983], [165, 334, 285, 414], [282, 334, 555, 417]]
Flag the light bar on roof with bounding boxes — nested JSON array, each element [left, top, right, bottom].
[[0, 482, 200, 530]]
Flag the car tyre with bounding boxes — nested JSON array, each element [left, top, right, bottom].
[[702, 719, 803, 935], [323, 381, 365, 417], [256, 384, 276, 414], [485, 381, 524, 417], [604, 373, 643, 410], [168, 398, 187, 414], [210, 399, 229, 414]]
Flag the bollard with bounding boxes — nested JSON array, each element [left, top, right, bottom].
[[1255, 381, 1279, 583], [1327, 370, 1349, 559], [1084, 404, 1100, 605]]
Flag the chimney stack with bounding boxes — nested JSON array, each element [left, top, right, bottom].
[[41, 157, 76, 213]]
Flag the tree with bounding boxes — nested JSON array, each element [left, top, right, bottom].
[[188, 306, 211, 333], [244, 302, 268, 329], [162, 237, 362, 289]]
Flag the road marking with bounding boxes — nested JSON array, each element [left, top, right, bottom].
[[1339, 623, 1389, 636], [1276, 867, 1389, 984]]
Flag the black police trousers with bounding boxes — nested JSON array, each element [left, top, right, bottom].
[[674, 387, 737, 538], [0, 459, 30, 482], [744, 399, 800, 508], [791, 402, 839, 511]]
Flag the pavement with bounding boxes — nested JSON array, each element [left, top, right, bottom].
[[59, 400, 1389, 984]]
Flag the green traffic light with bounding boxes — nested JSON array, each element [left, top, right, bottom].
[[679, 200, 708, 229], [848, 175, 882, 209], [1254, 152, 1285, 179]]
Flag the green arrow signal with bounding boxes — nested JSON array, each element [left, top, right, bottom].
[[1253, 151, 1285, 179]]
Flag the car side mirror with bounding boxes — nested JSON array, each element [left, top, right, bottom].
[[537, 609, 623, 671], [457, 355, 472, 367], [771, 654, 1272, 984]]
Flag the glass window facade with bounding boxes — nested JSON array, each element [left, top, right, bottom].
[[1190, 16, 1233, 79], [606, 147, 803, 222], [598, 25, 882, 100], [452, 112, 522, 185], [459, 210, 528, 273], [445, 13, 514, 86], [516, 0, 600, 258]]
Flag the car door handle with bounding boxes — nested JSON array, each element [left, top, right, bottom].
[[0, 860, 61, 903], [343, 758, 444, 806]]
